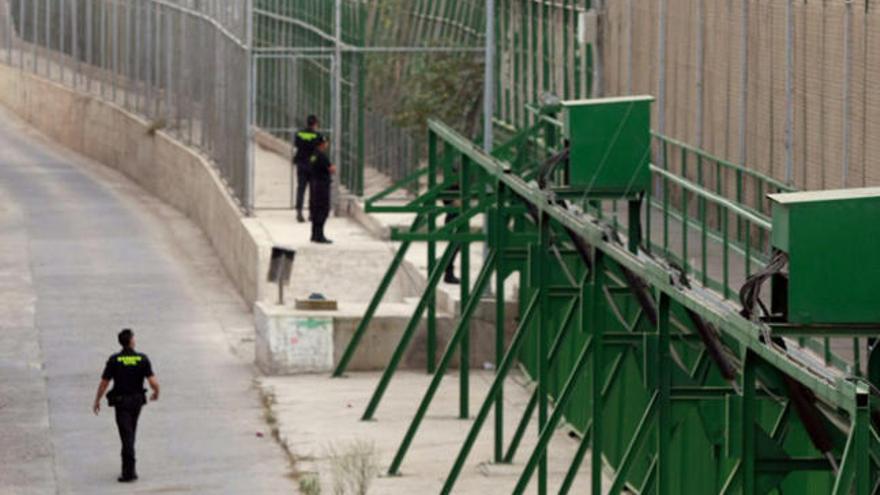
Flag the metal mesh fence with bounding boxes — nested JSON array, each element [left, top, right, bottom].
[[602, 0, 880, 191], [495, 0, 594, 130], [252, 0, 485, 197], [2, 0, 875, 209], [0, 0, 250, 208]]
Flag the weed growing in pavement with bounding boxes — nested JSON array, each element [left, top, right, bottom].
[[325, 440, 380, 495], [299, 473, 322, 495]]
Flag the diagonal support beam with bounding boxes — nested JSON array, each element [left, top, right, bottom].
[[833, 387, 871, 495], [333, 214, 425, 377], [511, 334, 595, 494], [361, 241, 460, 420], [386, 249, 500, 474], [608, 392, 660, 495], [558, 350, 629, 495], [503, 283, 584, 464], [437, 291, 543, 493], [503, 391, 537, 464]]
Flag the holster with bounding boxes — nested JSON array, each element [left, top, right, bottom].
[[107, 391, 146, 408]]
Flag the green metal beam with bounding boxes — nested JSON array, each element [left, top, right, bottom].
[[361, 241, 459, 420], [438, 291, 541, 493], [386, 249, 499, 474], [511, 332, 595, 494], [426, 120, 859, 415], [333, 214, 425, 377]]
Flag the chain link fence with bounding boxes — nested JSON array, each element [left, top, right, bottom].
[[0, 0, 251, 208]]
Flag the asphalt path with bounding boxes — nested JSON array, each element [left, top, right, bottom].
[[0, 107, 294, 494]]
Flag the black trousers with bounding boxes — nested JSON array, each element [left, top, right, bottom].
[[115, 403, 143, 477], [310, 180, 331, 240], [295, 162, 311, 212], [445, 211, 460, 275]]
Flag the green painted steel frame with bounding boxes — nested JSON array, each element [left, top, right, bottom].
[[333, 104, 878, 493], [421, 118, 876, 493]]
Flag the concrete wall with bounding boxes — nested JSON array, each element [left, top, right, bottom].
[[0, 64, 269, 306], [255, 301, 518, 374]]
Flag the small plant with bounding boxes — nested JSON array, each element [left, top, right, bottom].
[[299, 473, 322, 495], [325, 440, 380, 495]]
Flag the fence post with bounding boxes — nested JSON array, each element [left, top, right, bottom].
[[245, 0, 255, 214], [842, 0, 853, 187], [332, 0, 342, 207], [696, 0, 704, 148], [738, 0, 749, 167], [656, 0, 667, 166], [784, 0, 794, 185]]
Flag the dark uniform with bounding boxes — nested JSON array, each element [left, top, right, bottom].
[[293, 128, 324, 216], [309, 147, 333, 242], [442, 182, 461, 283], [101, 349, 154, 480]]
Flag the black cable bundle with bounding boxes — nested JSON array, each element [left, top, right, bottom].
[[536, 147, 571, 189], [739, 250, 789, 321]]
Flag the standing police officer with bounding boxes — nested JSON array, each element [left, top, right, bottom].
[[92, 329, 160, 483], [309, 137, 336, 244], [293, 115, 324, 223]]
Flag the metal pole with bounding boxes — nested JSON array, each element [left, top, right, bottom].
[[592, 0, 604, 98], [657, 0, 667, 160], [483, 0, 495, 152], [784, 0, 794, 185], [627, 0, 634, 94], [459, 158, 472, 420], [590, 250, 605, 495], [656, 293, 672, 494], [696, 0, 705, 148], [245, 0, 255, 213], [332, 0, 342, 209], [481, 0, 495, 264], [842, 0, 853, 187], [738, 0, 749, 166]]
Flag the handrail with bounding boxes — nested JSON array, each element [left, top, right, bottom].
[[652, 132, 795, 193], [650, 165, 772, 231]]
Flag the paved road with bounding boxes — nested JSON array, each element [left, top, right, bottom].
[[0, 108, 294, 494]]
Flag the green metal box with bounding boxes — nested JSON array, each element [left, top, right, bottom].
[[769, 188, 880, 324], [562, 95, 654, 195]]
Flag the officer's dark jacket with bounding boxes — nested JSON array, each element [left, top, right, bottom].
[[293, 128, 323, 165], [309, 151, 332, 183], [102, 348, 154, 397]]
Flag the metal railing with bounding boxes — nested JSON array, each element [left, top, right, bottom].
[[648, 136, 860, 375], [0, 0, 251, 208], [647, 133, 795, 298]]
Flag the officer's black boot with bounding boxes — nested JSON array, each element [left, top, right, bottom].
[[119, 458, 136, 482], [296, 210, 306, 223], [315, 226, 332, 244], [444, 265, 460, 285]]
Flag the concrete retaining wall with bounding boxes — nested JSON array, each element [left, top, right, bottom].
[[0, 64, 269, 305]]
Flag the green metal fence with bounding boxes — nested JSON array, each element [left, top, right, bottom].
[[335, 99, 879, 492]]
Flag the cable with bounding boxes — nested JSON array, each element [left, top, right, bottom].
[[739, 250, 789, 321], [537, 146, 570, 189]]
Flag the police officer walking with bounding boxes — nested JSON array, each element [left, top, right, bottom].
[[92, 328, 160, 483], [293, 115, 324, 223], [309, 137, 336, 244]]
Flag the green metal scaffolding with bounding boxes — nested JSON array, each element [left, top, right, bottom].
[[334, 99, 880, 493]]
